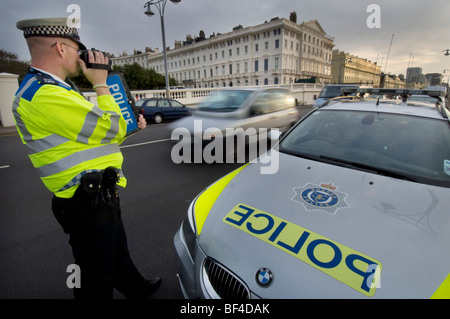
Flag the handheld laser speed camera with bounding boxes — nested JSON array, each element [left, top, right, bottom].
[[81, 48, 140, 136]]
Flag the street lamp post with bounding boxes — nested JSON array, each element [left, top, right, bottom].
[[144, 0, 181, 98]]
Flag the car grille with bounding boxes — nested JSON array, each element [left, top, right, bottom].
[[203, 258, 250, 299]]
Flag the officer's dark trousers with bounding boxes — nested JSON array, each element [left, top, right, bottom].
[[52, 184, 145, 299]]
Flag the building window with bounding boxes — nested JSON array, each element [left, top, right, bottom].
[[255, 44, 259, 52], [275, 39, 279, 48], [254, 60, 259, 72]]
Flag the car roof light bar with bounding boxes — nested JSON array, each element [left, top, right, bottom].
[[342, 87, 445, 98], [338, 88, 449, 121]]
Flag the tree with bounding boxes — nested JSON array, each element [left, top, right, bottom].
[[112, 63, 178, 90], [0, 49, 178, 91], [0, 49, 29, 82]]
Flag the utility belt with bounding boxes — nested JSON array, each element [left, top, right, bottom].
[[80, 167, 120, 205]]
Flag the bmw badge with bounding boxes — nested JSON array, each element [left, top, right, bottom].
[[256, 268, 274, 287]]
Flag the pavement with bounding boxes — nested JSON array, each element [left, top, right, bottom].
[[0, 125, 18, 136]]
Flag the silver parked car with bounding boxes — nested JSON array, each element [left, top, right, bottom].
[[174, 88, 450, 299]]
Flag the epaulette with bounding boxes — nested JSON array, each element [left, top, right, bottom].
[[35, 72, 59, 85]]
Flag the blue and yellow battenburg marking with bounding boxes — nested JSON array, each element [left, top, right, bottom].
[[224, 204, 382, 297]]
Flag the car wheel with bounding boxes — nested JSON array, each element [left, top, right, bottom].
[[153, 114, 163, 124]]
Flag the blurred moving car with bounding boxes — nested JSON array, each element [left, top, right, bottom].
[[174, 88, 450, 299], [137, 98, 191, 123], [169, 87, 299, 159]]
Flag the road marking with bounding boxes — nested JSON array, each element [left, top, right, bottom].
[[120, 138, 171, 149], [0, 165, 10, 169]]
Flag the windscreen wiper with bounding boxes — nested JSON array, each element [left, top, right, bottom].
[[319, 155, 417, 182], [280, 149, 320, 161]]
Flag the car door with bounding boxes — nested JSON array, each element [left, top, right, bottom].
[[157, 99, 172, 119], [248, 89, 298, 131], [144, 99, 158, 119]]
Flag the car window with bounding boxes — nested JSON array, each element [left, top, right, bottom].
[[159, 100, 171, 107], [251, 92, 274, 115], [280, 109, 450, 187], [135, 100, 145, 107], [170, 100, 184, 108], [198, 90, 253, 112], [251, 90, 294, 115], [146, 100, 158, 107]]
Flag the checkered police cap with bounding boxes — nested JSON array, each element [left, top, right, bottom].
[[16, 17, 86, 50]]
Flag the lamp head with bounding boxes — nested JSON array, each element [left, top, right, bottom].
[[145, 6, 155, 16]]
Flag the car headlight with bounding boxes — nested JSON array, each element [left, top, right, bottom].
[[187, 195, 197, 235], [182, 164, 249, 262]]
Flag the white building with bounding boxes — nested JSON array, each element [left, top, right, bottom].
[[112, 12, 334, 88]]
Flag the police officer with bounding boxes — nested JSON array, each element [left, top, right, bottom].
[[13, 17, 161, 299]]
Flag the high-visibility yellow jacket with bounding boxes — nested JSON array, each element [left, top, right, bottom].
[[12, 70, 128, 198]]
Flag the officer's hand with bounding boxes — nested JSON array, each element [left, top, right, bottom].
[[79, 50, 109, 93], [137, 114, 147, 130]]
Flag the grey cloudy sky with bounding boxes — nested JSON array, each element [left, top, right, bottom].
[[1, 0, 449, 77]]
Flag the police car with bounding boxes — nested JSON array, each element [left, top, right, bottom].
[[174, 88, 450, 298]]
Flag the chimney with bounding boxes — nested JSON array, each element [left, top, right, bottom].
[[290, 11, 297, 23]]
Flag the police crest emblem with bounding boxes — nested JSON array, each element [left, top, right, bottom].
[[292, 182, 350, 215]]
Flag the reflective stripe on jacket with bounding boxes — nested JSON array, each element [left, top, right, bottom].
[[12, 71, 128, 198]]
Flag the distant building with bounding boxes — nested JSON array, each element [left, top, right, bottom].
[[406, 67, 426, 86], [331, 50, 381, 87], [112, 47, 160, 69], [111, 12, 335, 88], [380, 73, 406, 89]]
